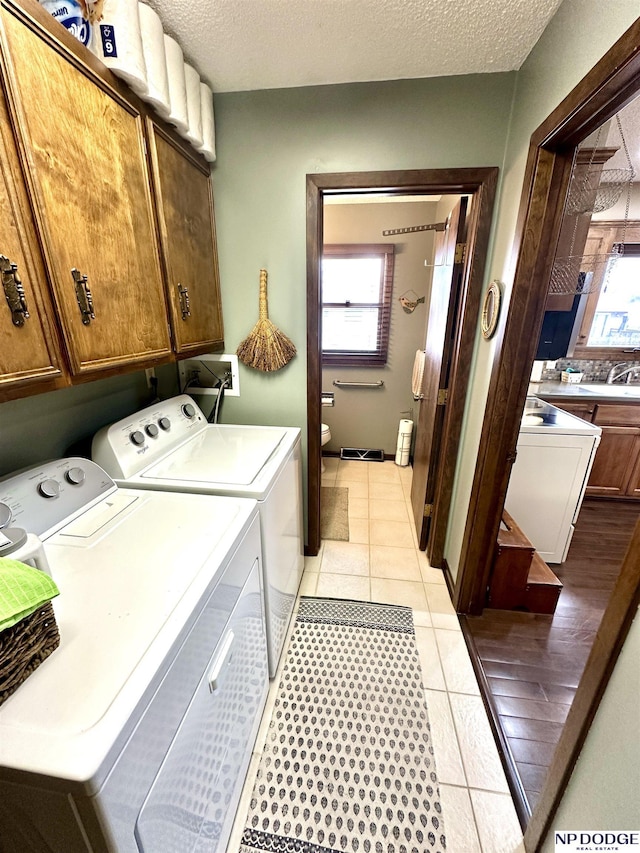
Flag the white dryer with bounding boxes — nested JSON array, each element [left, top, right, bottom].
[[0, 458, 268, 853], [92, 394, 304, 677]]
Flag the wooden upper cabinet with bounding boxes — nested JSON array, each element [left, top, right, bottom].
[[0, 78, 65, 397], [147, 120, 224, 354], [0, 1, 172, 375]]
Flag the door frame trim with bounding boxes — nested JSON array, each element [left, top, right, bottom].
[[454, 18, 640, 850], [306, 167, 498, 556]]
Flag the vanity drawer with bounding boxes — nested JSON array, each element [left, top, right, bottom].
[[593, 403, 640, 427]]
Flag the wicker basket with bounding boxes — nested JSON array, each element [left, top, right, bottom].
[[0, 601, 60, 706]]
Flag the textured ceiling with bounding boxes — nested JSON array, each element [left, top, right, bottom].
[[144, 0, 564, 93]]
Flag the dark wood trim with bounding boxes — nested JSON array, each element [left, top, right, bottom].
[[531, 20, 640, 150], [455, 147, 574, 615], [306, 168, 499, 556], [525, 520, 640, 850], [441, 557, 456, 600], [460, 617, 531, 830], [428, 169, 498, 567], [454, 16, 640, 852], [306, 175, 323, 555]]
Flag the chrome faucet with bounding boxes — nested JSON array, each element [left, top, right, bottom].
[[606, 363, 638, 384]]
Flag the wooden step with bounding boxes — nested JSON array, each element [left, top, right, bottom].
[[488, 511, 535, 609], [523, 552, 563, 615]]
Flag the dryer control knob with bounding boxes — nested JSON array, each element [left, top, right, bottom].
[[145, 424, 159, 438], [158, 417, 171, 431], [38, 479, 60, 499], [182, 403, 196, 419], [130, 430, 146, 447], [0, 502, 12, 529], [65, 466, 86, 485]]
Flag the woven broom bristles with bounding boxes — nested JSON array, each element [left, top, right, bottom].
[[236, 269, 297, 372]]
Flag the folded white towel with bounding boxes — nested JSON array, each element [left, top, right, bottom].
[[412, 350, 425, 399]]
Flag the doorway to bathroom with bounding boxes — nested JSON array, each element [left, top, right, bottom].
[[306, 168, 499, 559], [320, 194, 461, 459]]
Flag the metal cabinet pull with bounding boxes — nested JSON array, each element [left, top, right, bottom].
[[71, 268, 95, 325], [178, 283, 191, 320], [1, 255, 30, 327]]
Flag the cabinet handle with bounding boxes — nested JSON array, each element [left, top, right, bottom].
[[1, 255, 30, 327], [178, 283, 191, 320], [71, 268, 95, 325]]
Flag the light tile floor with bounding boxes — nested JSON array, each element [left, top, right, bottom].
[[227, 459, 525, 853]]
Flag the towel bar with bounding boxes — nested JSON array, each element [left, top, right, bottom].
[[333, 380, 384, 388]]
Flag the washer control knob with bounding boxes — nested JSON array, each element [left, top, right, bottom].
[[130, 430, 146, 447], [0, 502, 12, 529], [145, 424, 159, 438], [158, 417, 171, 431], [182, 403, 196, 419], [38, 479, 60, 499], [65, 466, 86, 486]]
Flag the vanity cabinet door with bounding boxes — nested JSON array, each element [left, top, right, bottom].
[[0, 0, 172, 376], [586, 426, 640, 498], [147, 120, 224, 355], [0, 79, 66, 399]]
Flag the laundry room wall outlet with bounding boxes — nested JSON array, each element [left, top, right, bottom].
[[178, 354, 240, 397]]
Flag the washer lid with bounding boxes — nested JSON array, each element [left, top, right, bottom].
[[142, 425, 286, 485]]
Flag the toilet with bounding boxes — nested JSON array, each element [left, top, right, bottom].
[[321, 423, 331, 472]]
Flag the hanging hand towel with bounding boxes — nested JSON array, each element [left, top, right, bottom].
[[411, 350, 426, 399]]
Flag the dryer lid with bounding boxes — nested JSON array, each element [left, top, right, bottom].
[[142, 425, 286, 485]]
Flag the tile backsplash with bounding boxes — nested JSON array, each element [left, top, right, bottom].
[[541, 358, 640, 383]]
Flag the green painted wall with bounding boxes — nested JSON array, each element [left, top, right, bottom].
[[210, 73, 516, 510]]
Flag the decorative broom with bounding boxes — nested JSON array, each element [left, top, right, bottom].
[[236, 269, 297, 372]]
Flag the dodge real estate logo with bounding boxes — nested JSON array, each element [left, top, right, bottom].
[[555, 832, 639, 852]]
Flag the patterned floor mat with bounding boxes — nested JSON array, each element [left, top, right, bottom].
[[239, 597, 447, 853]]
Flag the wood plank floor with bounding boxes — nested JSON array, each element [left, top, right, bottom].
[[465, 498, 639, 812]]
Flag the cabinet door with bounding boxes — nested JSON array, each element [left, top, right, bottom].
[[147, 121, 223, 354], [0, 79, 64, 397], [625, 446, 640, 498], [586, 425, 640, 497], [0, 2, 172, 375]]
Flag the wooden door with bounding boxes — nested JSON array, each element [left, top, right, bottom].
[[586, 425, 640, 497], [147, 121, 224, 354], [0, 79, 64, 397], [410, 198, 468, 548], [0, 3, 172, 375]]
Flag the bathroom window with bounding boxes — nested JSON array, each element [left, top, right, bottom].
[[321, 244, 395, 366]]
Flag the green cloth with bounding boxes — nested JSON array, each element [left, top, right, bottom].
[[0, 557, 60, 632]]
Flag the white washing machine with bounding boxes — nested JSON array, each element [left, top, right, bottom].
[[0, 458, 268, 853], [92, 394, 304, 678], [506, 397, 602, 563]]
